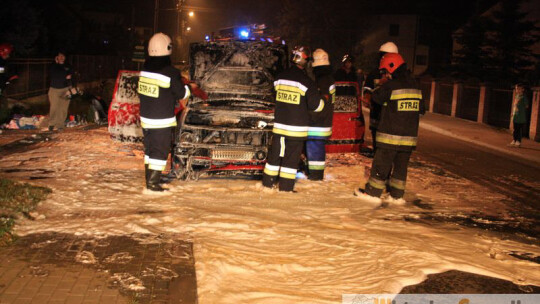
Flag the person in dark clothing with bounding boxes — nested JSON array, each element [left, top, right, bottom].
[[138, 33, 191, 193], [334, 54, 358, 82], [364, 42, 399, 153], [354, 53, 424, 205], [0, 43, 18, 124], [48, 52, 73, 131], [0, 43, 17, 93], [262, 46, 325, 192], [306, 48, 335, 180]]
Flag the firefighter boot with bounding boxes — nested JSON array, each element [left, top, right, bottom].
[[146, 170, 166, 192], [145, 164, 150, 181]]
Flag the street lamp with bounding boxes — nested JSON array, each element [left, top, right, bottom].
[[188, 11, 194, 17]]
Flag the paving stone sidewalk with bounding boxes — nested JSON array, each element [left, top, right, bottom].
[[0, 233, 197, 304]]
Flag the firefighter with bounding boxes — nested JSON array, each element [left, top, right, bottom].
[[354, 53, 424, 204], [334, 54, 357, 82], [0, 43, 17, 92], [262, 46, 325, 192], [138, 33, 191, 193], [364, 42, 399, 153], [306, 48, 335, 180]]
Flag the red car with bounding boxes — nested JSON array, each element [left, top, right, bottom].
[[327, 81, 366, 153], [107, 70, 143, 142]]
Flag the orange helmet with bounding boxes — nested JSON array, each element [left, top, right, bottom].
[[0, 43, 13, 58], [379, 53, 404, 74]]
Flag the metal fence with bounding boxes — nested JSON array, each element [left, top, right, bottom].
[[418, 79, 534, 132], [4, 55, 134, 100]]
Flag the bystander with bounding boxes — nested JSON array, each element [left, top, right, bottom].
[[47, 52, 73, 131], [509, 83, 529, 147]]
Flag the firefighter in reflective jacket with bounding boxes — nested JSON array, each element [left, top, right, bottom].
[[354, 53, 424, 204], [364, 42, 399, 153], [138, 33, 191, 192], [307, 48, 335, 180], [262, 46, 325, 192]]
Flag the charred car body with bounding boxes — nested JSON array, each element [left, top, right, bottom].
[[172, 40, 288, 180]]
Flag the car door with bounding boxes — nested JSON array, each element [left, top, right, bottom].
[[326, 81, 365, 153]]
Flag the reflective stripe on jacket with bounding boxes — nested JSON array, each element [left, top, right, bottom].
[[309, 65, 335, 139], [272, 65, 323, 139], [371, 72, 424, 151], [138, 65, 190, 129]]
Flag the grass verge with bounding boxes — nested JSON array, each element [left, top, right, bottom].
[[0, 178, 51, 246]]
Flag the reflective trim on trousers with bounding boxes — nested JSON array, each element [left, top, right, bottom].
[[147, 157, 167, 171], [279, 166, 297, 180], [389, 178, 406, 190], [368, 177, 386, 189], [376, 132, 417, 146], [263, 163, 280, 176], [308, 160, 325, 170]]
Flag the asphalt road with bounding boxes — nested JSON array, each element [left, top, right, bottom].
[[415, 128, 540, 214]]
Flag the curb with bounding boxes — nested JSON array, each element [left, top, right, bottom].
[[419, 121, 540, 167]]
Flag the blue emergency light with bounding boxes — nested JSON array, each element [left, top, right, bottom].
[[240, 30, 249, 38], [205, 35, 210, 41]]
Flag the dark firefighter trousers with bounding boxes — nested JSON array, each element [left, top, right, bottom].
[[143, 128, 173, 173], [262, 135, 304, 192], [364, 148, 412, 199], [306, 139, 326, 180]]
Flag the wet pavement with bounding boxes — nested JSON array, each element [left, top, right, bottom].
[[0, 233, 197, 303], [0, 133, 52, 158], [1, 126, 540, 302]]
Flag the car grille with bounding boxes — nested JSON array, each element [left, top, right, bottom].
[[211, 148, 255, 160]]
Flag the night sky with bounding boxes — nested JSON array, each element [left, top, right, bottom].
[[0, 0, 500, 56]]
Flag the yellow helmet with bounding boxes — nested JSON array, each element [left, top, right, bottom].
[[148, 33, 172, 57], [312, 49, 330, 67]]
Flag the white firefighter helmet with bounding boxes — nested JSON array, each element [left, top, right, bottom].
[[379, 41, 399, 54], [312, 49, 330, 67], [148, 33, 172, 56]]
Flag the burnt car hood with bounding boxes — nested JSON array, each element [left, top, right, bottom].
[[190, 40, 288, 102], [184, 98, 273, 129]]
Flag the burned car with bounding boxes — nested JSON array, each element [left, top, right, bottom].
[[172, 40, 288, 180]]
